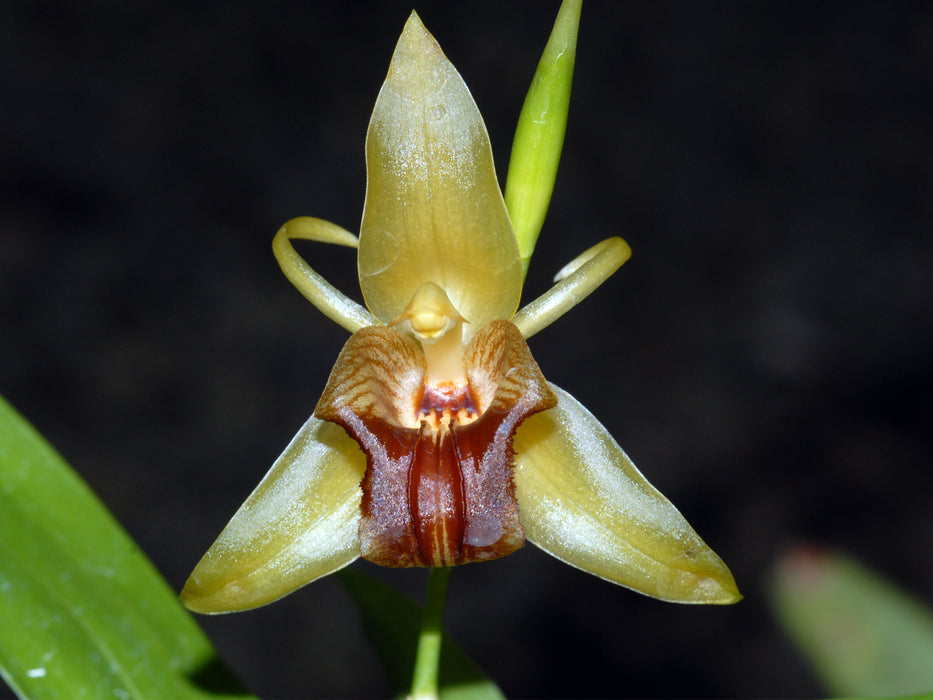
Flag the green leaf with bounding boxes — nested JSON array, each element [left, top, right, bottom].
[[504, 0, 582, 277], [770, 548, 933, 698], [0, 394, 252, 699], [338, 568, 504, 700]]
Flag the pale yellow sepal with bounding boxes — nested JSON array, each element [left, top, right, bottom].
[[358, 12, 523, 339], [513, 384, 741, 604], [180, 417, 365, 613]]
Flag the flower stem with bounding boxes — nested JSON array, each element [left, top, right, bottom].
[[410, 566, 451, 700]]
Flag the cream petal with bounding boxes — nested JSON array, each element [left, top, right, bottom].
[[358, 12, 522, 338], [513, 384, 741, 604], [181, 417, 365, 613], [272, 217, 379, 333], [512, 236, 631, 340]]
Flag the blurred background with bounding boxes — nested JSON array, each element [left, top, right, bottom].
[[2, 1, 931, 697]]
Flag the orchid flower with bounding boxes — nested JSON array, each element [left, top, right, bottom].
[[181, 11, 740, 615]]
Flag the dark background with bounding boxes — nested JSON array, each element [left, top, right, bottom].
[[2, 1, 932, 697]]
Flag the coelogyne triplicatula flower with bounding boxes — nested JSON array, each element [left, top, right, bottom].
[[181, 11, 740, 613]]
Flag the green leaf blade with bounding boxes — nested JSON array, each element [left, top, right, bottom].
[[0, 394, 252, 699], [770, 548, 933, 698], [504, 0, 582, 277]]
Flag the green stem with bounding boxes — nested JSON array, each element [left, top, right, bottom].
[[410, 567, 452, 700]]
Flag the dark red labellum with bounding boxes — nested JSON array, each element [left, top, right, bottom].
[[315, 320, 556, 567]]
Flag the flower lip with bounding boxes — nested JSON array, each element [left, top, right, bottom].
[[313, 320, 556, 568]]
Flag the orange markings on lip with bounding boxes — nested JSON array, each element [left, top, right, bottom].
[[417, 382, 479, 427]]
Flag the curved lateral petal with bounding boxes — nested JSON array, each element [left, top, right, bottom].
[[273, 217, 379, 333], [358, 12, 522, 338], [512, 384, 741, 604], [181, 417, 365, 613], [513, 237, 631, 339]]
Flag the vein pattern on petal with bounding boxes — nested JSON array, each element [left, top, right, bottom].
[[358, 13, 522, 337], [513, 384, 741, 604], [181, 417, 365, 613]]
